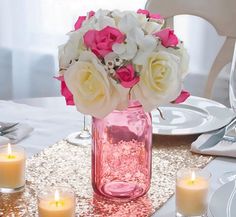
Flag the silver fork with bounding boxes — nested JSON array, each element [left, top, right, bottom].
[[0, 122, 18, 133], [223, 136, 236, 142], [0, 128, 17, 136], [223, 126, 236, 142], [198, 118, 236, 150]]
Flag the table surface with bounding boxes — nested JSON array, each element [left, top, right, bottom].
[[1, 96, 236, 217]]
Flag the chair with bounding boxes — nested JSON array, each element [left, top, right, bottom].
[[145, 0, 236, 104]]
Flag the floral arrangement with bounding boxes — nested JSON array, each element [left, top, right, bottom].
[[57, 9, 189, 118]]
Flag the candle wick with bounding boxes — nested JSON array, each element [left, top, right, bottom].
[[56, 201, 59, 207], [8, 154, 15, 159]]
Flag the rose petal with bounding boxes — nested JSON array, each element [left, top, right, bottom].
[[83, 30, 97, 47], [88, 10, 95, 18], [137, 9, 150, 16], [121, 76, 140, 88], [172, 90, 190, 104], [74, 16, 86, 30], [137, 9, 163, 20], [149, 13, 163, 20], [55, 76, 75, 105]]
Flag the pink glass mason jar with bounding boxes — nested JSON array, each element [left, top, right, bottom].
[[92, 101, 152, 201]]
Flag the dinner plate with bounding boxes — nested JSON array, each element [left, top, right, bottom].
[[209, 180, 236, 217], [152, 96, 236, 135]]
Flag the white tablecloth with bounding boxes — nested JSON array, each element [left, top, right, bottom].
[[0, 98, 85, 156]]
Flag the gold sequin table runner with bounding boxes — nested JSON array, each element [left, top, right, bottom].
[[0, 135, 213, 217]]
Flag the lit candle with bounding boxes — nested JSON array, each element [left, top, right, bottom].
[[0, 143, 26, 192], [176, 168, 211, 217], [38, 186, 75, 217]]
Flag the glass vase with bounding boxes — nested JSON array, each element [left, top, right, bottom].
[[92, 101, 152, 201]]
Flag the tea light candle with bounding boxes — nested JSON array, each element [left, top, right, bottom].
[[38, 186, 76, 217], [0, 144, 26, 192], [176, 168, 211, 217]]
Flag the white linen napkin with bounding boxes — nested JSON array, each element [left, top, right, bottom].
[[0, 123, 33, 144], [0, 136, 10, 145], [191, 131, 236, 158]]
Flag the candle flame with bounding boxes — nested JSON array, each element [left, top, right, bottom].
[[54, 190, 60, 202], [7, 143, 12, 157], [191, 171, 196, 182]]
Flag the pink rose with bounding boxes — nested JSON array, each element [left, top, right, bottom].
[[83, 26, 125, 58], [74, 11, 95, 30], [116, 64, 139, 88], [154, 28, 178, 47], [137, 9, 163, 20], [172, 90, 190, 104], [55, 76, 74, 105]]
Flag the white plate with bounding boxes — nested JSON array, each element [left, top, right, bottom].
[[152, 96, 235, 135], [209, 180, 236, 217]]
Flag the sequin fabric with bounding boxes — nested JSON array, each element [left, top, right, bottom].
[[0, 135, 213, 217]]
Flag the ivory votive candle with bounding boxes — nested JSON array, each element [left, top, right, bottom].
[[176, 168, 211, 217], [38, 186, 76, 217], [0, 144, 26, 193]]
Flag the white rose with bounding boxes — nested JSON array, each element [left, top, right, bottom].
[[158, 42, 190, 78], [112, 79, 130, 111], [132, 51, 182, 111], [64, 51, 120, 118], [167, 43, 189, 78]]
